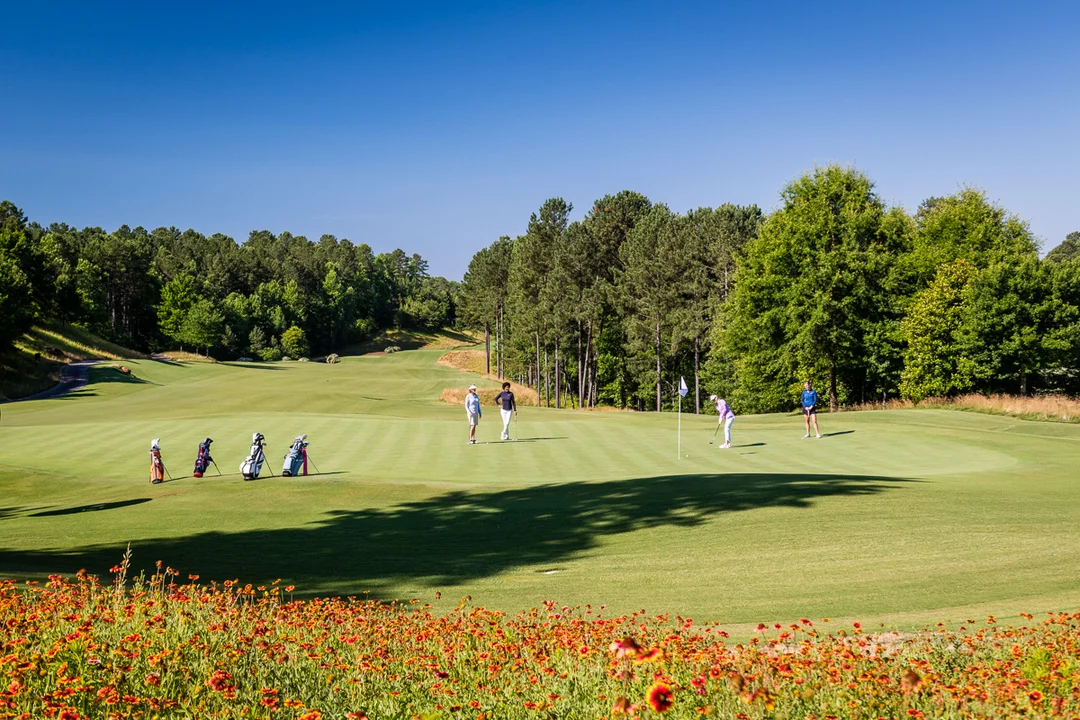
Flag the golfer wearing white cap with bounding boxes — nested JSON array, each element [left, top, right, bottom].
[[465, 385, 481, 444], [709, 394, 735, 448]]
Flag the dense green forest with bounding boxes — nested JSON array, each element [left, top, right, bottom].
[[0, 201, 457, 361], [457, 165, 1080, 413], [3, 164, 1078, 411]]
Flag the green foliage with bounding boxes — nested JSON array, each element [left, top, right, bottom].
[[0, 204, 451, 357], [1046, 231, 1080, 264], [899, 260, 978, 401], [0, 202, 41, 349], [156, 273, 197, 344], [280, 325, 309, 359], [912, 188, 1037, 279], [717, 166, 908, 412], [179, 299, 224, 356], [259, 345, 282, 362]]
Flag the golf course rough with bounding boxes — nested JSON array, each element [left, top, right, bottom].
[[0, 349, 1077, 632]]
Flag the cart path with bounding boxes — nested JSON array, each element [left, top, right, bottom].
[[7, 360, 99, 402]]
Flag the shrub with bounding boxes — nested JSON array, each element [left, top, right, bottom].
[[280, 325, 309, 359], [259, 346, 282, 362]]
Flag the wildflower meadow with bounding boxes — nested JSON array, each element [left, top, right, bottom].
[[1, 555, 1076, 720]]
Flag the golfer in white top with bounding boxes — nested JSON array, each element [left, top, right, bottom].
[[465, 385, 481, 444], [710, 394, 736, 448]]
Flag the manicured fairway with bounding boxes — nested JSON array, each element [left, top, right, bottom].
[[0, 350, 1078, 629]]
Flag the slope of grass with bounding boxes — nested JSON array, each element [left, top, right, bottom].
[[0, 322, 144, 401], [0, 347, 1078, 631], [16, 322, 145, 362], [345, 327, 479, 355]]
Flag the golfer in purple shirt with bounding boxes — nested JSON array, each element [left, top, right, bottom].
[[709, 394, 735, 448]]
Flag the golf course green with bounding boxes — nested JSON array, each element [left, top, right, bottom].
[[1, 346, 1078, 630]]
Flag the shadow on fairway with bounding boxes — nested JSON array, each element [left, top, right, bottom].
[[821, 430, 855, 438], [30, 498, 152, 517], [89, 368, 150, 385], [0, 472, 911, 596], [476, 437, 567, 444], [0, 506, 51, 521]]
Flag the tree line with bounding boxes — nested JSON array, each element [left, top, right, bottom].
[[458, 165, 1080, 413], [0, 201, 458, 359]]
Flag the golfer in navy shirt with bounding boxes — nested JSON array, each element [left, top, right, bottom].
[[493, 382, 517, 441]]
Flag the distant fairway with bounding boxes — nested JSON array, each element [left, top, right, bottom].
[[1, 348, 1078, 630]]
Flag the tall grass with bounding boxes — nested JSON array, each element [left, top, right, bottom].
[[846, 393, 1080, 423], [438, 350, 539, 406]]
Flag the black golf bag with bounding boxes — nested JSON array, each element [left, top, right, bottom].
[[240, 433, 267, 481], [192, 437, 214, 477], [282, 434, 308, 476]]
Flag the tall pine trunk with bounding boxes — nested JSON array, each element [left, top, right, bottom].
[[829, 363, 838, 412], [535, 331, 541, 406], [694, 335, 700, 414], [484, 323, 491, 375], [554, 338, 561, 409], [544, 346, 549, 408], [577, 321, 584, 409], [655, 321, 662, 413]]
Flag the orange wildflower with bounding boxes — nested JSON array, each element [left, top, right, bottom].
[[646, 682, 674, 713]]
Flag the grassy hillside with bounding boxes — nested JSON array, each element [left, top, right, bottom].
[[0, 346, 1078, 632], [0, 323, 144, 401]]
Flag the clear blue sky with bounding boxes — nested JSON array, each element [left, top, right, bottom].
[[2, 1, 1077, 278]]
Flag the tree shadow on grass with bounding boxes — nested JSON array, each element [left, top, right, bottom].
[[0, 473, 911, 597], [88, 367, 150, 385], [30, 499, 151, 517]]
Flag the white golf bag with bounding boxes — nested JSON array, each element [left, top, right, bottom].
[[240, 432, 267, 481], [282, 434, 308, 476]]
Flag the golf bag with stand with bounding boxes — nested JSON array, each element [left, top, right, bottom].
[[192, 437, 214, 477], [282, 434, 308, 476], [240, 433, 268, 481], [149, 438, 165, 484]]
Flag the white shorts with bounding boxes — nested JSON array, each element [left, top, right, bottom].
[[468, 411, 480, 426]]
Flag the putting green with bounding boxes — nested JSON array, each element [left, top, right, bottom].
[[1, 350, 1078, 629]]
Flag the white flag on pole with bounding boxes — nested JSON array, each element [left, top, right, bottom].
[[678, 376, 688, 397]]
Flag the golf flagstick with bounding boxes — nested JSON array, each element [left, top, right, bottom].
[[677, 376, 688, 459]]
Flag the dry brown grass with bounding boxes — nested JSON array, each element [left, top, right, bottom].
[[843, 398, 916, 412], [925, 393, 1080, 423], [846, 393, 1080, 423], [440, 385, 539, 407], [156, 351, 218, 363], [438, 350, 538, 407]]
